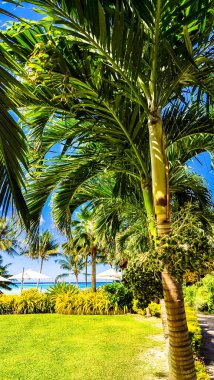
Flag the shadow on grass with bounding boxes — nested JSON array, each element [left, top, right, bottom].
[[154, 371, 168, 378]]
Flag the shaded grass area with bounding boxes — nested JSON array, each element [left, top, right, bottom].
[[0, 314, 168, 380]]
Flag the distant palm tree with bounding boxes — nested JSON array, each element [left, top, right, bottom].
[[56, 251, 85, 287], [71, 207, 107, 292], [0, 254, 13, 293], [25, 230, 59, 287]]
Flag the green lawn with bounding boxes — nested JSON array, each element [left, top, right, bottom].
[[0, 314, 168, 380]]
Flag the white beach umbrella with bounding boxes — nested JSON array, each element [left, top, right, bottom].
[[0, 275, 10, 282], [96, 268, 122, 281], [9, 268, 50, 292], [9, 269, 50, 280]]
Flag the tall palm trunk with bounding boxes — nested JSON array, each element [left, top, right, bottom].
[[75, 272, 79, 287], [37, 257, 44, 289], [91, 247, 96, 292], [85, 255, 88, 288], [148, 112, 196, 380], [142, 184, 156, 240]]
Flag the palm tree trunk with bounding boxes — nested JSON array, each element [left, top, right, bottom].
[[148, 112, 196, 380], [21, 267, 24, 293], [76, 273, 79, 287], [37, 257, 44, 289], [85, 255, 88, 288], [142, 183, 156, 240], [162, 269, 196, 379], [91, 247, 96, 292]]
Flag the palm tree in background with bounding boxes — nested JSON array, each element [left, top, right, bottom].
[[56, 248, 85, 287], [0, 254, 14, 293], [25, 230, 59, 287], [2, 1, 214, 378], [71, 207, 107, 292]]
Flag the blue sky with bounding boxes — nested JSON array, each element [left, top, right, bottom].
[[0, 2, 213, 281]]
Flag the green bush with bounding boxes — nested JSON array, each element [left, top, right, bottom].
[[132, 299, 146, 315], [47, 282, 78, 303], [148, 302, 161, 317], [0, 290, 53, 314], [55, 289, 123, 315], [196, 275, 214, 313], [103, 282, 133, 311], [186, 307, 210, 378], [14, 289, 53, 314], [195, 359, 210, 380], [186, 307, 202, 355], [123, 259, 163, 309], [183, 284, 197, 308], [0, 294, 15, 314], [184, 274, 214, 313]]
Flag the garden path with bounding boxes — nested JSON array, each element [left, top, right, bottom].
[[198, 313, 214, 380]]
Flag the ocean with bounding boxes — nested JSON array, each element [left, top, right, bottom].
[[3, 281, 113, 294]]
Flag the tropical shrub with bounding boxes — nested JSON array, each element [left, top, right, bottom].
[[195, 359, 210, 380], [123, 258, 162, 309], [186, 307, 210, 379], [47, 282, 78, 302], [132, 299, 146, 315], [183, 284, 198, 308], [103, 282, 133, 311], [55, 289, 122, 315], [184, 274, 214, 313], [13, 289, 53, 314], [186, 307, 202, 355], [195, 275, 214, 313], [148, 302, 161, 317], [0, 294, 15, 314]]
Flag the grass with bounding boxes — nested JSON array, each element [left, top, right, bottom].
[[0, 314, 168, 380]]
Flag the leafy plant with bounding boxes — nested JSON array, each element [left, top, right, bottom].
[[148, 302, 161, 317], [0, 294, 15, 314], [186, 307, 202, 355], [0, 254, 14, 293], [184, 274, 214, 313], [103, 282, 133, 311], [123, 258, 163, 309], [195, 359, 210, 380], [47, 282, 78, 303], [55, 289, 122, 315], [13, 289, 53, 314]]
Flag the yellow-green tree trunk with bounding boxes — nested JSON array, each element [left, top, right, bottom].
[[91, 247, 96, 292], [148, 112, 196, 380]]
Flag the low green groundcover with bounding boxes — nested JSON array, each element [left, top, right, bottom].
[[0, 314, 168, 380]]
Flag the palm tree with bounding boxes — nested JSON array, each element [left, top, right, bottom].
[[25, 230, 59, 287], [0, 254, 14, 293], [0, 7, 35, 226], [3, 1, 214, 378], [56, 246, 85, 287], [71, 207, 106, 292]]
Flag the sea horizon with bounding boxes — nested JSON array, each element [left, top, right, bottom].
[[3, 281, 113, 294]]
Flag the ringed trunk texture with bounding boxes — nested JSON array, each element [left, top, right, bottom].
[[149, 112, 196, 380], [91, 247, 96, 292], [162, 269, 196, 380]]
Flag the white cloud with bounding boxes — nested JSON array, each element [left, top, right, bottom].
[[40, 215, 45, 226]]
